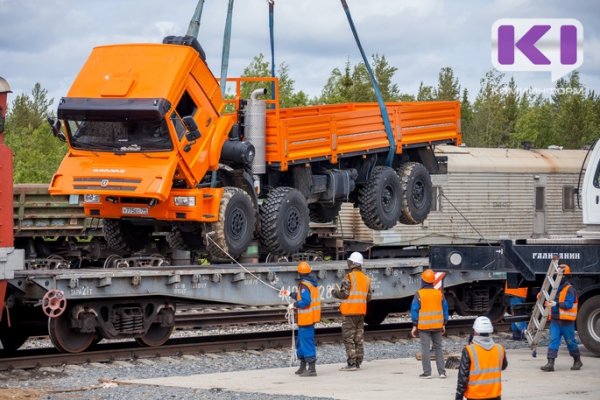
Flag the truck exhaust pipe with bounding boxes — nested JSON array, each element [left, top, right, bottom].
[[245, 88, 267, 175]]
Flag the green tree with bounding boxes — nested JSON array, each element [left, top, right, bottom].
[[460, 88, 474, 142], [319, 54, 400, 103], [502, 77, 519, 146], [6, 82, 53, 132], [239, 53, 309, 108], [416, 82, 435, 101], [5, 83, 66, 183], [469, 70, 507, 147], [435, 67, 460, 101], [551, 71, 591, 148]]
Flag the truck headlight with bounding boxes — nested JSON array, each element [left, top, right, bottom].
[[174, 196, 196, 207], [84, 194, 101, 203]]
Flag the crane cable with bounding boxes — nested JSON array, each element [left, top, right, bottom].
[[340, 0, 396, 167]]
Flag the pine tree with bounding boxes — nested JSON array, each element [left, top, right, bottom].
[[435, 67, 460, 101]]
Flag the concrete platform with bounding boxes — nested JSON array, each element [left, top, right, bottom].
[[122, 347, 600, 399]]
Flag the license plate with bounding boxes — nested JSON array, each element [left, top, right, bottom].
[[122, 207, 149, 215]]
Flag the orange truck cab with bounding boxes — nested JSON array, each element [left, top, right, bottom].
[[50, 23, 461, 261]]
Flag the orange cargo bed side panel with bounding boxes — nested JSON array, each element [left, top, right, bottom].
[[265, 101, 461, 170]]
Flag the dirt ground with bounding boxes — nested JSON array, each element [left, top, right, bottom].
[[0, 388, 45, 400]]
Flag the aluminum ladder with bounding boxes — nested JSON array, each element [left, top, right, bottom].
[[524, 256, 564, 357]]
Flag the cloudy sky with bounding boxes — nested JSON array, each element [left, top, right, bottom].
[[1, 0, 599, 107]]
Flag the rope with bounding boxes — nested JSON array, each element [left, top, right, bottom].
[[204, 232, 298, 363], [340, 0, 396, 166], [285, 306, 297, 365]]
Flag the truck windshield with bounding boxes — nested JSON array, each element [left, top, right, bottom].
[[66, 119, 173, 152]]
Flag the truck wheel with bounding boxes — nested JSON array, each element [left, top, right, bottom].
[[205, 187, 256, 260], [260, 187, 310, 255], [577, 295, 600, 356], [166, 228, 203, 251], [309, 202, 342, 223], [397, 162, 432, 225], [358, 166, 402, 230], [102, 219, 151, 252]]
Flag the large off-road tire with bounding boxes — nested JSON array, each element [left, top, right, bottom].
[[260, 187, 310, 255], [102, 219, 152, 252], [166, 228, 203, 251], [205, 187, 256, 260], [397, 162, 432, 225], [309, 202, 343, 223], [577, 295, 600, 356], [358, 166, 402, 230]]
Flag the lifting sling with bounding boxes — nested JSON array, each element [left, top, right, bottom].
[[268, 0, 276, 101], [340, 0, 396, 166], [220, 0, 235, 97]]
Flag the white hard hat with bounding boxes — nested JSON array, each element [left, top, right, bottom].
[[348, 252, 364, 266], [473, 316, 494, 334]]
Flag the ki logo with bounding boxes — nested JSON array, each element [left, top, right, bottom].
[[492, 19, 583, 81]]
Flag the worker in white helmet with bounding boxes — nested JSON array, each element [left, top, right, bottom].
[[332, 252, 372, 370], [455, 316, 508, 400]]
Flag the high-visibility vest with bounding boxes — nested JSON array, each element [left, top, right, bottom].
[[296, 281, 321, 326], [557, 284, 578, 321], [504, 282, 528, 299], [339, 270, 371, 316], [464, 343, 504, 400], [417, 288, 444, 330]]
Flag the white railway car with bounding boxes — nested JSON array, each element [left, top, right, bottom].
[[323, 146, 588, 254]]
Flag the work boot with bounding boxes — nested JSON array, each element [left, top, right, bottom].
[[295, 360, 307, 375], [540, 358, 555, 372], [571, 355, 583, 370], [301, 361, 317, 377], [339, 363, 357, 371]]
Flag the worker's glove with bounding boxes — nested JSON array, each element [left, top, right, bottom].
[[289, 290, 297, 299], [287, 303, 295, 310]]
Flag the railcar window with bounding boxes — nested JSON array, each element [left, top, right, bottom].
[[563, 186, 575, 210], [431, 186, 442, 211], [535, 187, 545, 211]]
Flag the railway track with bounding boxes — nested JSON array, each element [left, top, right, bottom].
[[0, 319, 510, 370]]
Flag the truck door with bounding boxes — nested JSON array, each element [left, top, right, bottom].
[[582, 142, 600, 225]]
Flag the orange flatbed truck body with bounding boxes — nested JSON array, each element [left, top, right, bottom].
[[50, 42, 461, 226], [265, 101, 461, 170]]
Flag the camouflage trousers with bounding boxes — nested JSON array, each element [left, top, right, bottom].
[[341, 315, 365, 366]]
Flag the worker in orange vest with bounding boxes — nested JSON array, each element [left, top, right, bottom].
[[504, 281, 528, 340], [411, 269, 449, 378], [455, 316, 507, 400], [332, 252, 372, 371], [288, 261, 321, 377], [540, 264, 582, 372]]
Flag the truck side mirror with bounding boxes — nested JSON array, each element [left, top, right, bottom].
[[182, 116, 201, 141], [47, 117, 66, 142]]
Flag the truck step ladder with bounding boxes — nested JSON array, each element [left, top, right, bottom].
[[524, 256, 564, 357]]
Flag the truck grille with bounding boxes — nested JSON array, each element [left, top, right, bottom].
[[73, 177, 141, 191]]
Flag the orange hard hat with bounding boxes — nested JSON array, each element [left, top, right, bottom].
[[422, 269, 435, 284], [297, 261, 311, 274], [560, 264, 571, 275]]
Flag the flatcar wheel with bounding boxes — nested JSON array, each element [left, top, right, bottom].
[[135, 324, 174, 347], [48, 312, 95, 353]]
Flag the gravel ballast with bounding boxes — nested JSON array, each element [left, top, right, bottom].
[[0, 322, 539, 400]]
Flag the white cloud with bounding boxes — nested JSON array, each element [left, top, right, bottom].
[[0, 0, 598, 108]]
